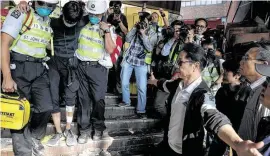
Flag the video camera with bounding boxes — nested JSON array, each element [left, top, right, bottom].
[[136, 12, 152, 30], [162, 24, 189, 40], [206, 48, 219, 65], [109, 1, 122, 15], [113, 4, 121, 15]]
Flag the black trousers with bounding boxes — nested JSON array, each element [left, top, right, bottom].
[[47, 56, 79, 113], [153, 89, 169, 118], [152, 141, 182, 156], [10, 60, 52, 156], [76, 62, 108, 134], [107, 56, 122, 93]]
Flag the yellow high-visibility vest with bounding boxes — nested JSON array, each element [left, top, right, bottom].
[[11, 9, 53, 58], [76, 23, 105, 60]]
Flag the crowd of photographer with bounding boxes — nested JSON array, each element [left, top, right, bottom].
[[1, 0, 270, 156]]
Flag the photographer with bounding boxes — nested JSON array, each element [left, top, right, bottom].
[[201, 37, 224, 95], [119, 12, 158, 119], [155, 20, 188, 79], [194, 18, 208, 45], [152, 20, 188, 119], [106, 0, 128, 94], [107, 0, 128, 39]]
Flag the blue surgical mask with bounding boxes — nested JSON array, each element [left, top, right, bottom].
[[89, 16, 100, 25], [36, 7, 52, 17]]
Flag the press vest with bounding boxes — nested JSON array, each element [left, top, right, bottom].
[[76, 23, 105, 61], [144, 25, 160, 65], [168, 42, 181, 64], [11, 10, 53, 58], [202, 64, 220, 88]]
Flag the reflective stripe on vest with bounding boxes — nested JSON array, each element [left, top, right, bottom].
[[76, 24, 104, 60], [145, 51, 152, 64], [11, 12, 52, 58]]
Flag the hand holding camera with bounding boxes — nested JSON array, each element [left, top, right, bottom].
[[159, 8, 166, 17], [136, 12, 151, 34], [113, 14, 121, 23]]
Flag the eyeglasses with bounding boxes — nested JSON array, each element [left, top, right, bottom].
[[196, 25, 206, 29], [174, 60, 193, 69], [37, 1, 57, 8]]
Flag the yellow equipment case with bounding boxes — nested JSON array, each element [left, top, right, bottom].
[[0, 92, 30, 130]]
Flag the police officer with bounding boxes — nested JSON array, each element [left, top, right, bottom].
[[75, 1, 116, 144], [1, 0, 58, 155]]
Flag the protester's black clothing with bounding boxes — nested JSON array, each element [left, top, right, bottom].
[[76, 62, 108, 133], [48, 56, 79, 113], [51, 16, 88, 58], [48, 16, 88, 113], [107, 13, 128, 41], [156, 79, 231, 156], [10, 52, 53, 156]]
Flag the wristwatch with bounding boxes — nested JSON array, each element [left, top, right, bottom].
[[104, 28, 110, 33]]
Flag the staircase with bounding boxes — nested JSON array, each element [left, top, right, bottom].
[[1, 94, 164, 156]]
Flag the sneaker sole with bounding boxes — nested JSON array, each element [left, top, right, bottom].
[[46, 142, 60, 147], [66, 139, 77, 146]]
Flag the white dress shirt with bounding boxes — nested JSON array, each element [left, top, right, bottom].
[[168, 77, 203, 154]]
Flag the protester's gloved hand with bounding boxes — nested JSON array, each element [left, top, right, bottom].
[[17, 0, 30, 13], [235, 140, 264, 156]]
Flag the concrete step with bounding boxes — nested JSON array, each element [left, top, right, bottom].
[[1, 130, 163, 156], [59, 106, 136, 121], [86, 94, 154, 106], [1, 118, 162, 138], [58, 105, 157, 121]]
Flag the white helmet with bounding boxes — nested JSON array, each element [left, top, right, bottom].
[[85, 1, 107, 14], [42, 0, 59, 4]]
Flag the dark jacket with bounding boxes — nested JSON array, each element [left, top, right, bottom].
[[50, 16, 88, 58], [216, 84, 244, 131], [157, 78, 231, 156]]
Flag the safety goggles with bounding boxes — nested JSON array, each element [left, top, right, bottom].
[[36, 1, 57, 8]]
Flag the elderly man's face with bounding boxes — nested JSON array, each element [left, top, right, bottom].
[[195, 20, 207, 35], [174, 51, 198, 79], [261, 82, 270, 109], [240, 48, 262, 78]]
